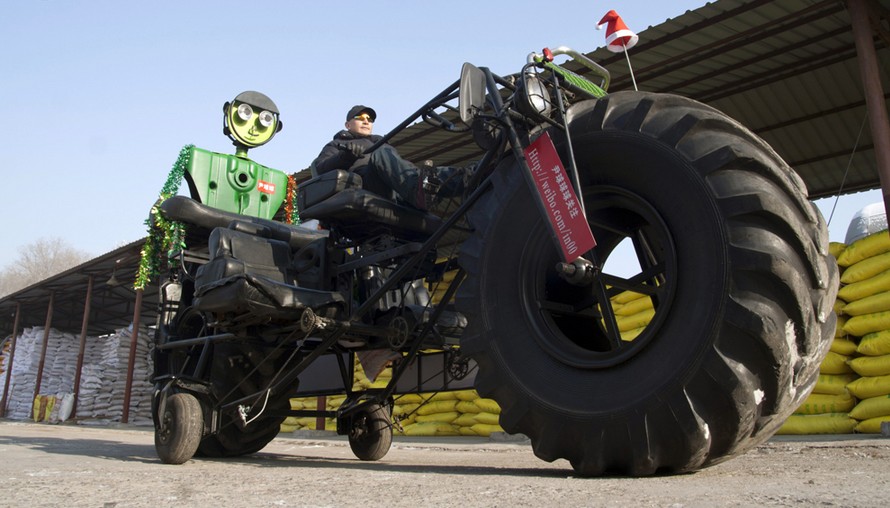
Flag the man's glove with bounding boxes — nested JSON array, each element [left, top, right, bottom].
[[337, 141, 365, 161]]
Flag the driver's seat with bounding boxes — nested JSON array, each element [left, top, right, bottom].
[[298, 170, 442, 242]]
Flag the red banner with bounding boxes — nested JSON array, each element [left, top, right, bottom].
[[523, 132, 596, 262]]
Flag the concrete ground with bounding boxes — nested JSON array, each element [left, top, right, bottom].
[[1, 420, 889, 507]]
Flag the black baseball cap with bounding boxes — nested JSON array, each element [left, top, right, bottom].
[[347, 105, 376, 121]]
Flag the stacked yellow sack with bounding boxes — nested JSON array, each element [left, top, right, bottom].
[[838, 232, 890, 337], [32, 394, 58, 423], [393, 390, 505, 437], [778, 376, 859, 434], [837, 230, 890, 433], [611, 290, 654, 342], [848, 329, 890, 432], [396, 391, 460, 437], [779, 241, 859, 434]]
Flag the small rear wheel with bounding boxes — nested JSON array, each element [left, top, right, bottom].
[[348, 403, 393, 461], [155, 392, 203, 465]]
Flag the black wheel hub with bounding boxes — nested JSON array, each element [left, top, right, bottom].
[[520, 185, 677, 369]]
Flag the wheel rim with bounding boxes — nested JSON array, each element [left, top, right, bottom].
[[157, 408, 174, 444], [520, 185, 677, 368], [350, 413, 373, 443]]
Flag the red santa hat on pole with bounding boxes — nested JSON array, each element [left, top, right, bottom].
[[597, 10, 638, 53]]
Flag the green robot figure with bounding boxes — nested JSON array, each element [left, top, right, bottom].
[[136, 91, 295, 290], [185, 91, 291, 221]]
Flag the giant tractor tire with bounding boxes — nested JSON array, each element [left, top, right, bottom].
[[456, 91, 838, 476]]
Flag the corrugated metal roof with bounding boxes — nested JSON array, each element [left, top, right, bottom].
[[388, 0, 890, 199], [4, 0, 889, 339], [0, 240, 157, 338]]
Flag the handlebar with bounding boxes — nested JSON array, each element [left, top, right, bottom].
[[527, 46, 611, 91], [424, 109, 457, 131]]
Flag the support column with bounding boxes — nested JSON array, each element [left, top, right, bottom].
[[316, 395, 327, 430], [33, 292, 55, 402], [0, 302, 22, 417], [72, 275, 94, 418], [848, 0, 890, 215], [121, 288, 143, 424]]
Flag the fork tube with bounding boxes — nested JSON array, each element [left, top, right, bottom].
[[550, 72, 587, 218]]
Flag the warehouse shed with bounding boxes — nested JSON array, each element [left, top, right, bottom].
[[2, 0, 889, 421]]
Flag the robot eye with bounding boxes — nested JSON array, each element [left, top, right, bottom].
[[236, 103, 254, 122], [258, 110, 275, 128]]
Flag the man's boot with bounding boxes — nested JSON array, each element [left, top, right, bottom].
[[419, 164, 471, 204]]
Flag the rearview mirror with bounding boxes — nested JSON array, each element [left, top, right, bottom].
[[459, 63, 486, 124]]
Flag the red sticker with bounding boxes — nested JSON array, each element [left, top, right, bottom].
[[257, 180, 276, 194]]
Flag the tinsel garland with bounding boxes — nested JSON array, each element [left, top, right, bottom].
[[285, 174, 301, 225], [134, 144, 193, 290]]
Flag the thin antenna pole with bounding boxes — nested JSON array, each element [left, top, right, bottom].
[[623, 44, 638, 91]]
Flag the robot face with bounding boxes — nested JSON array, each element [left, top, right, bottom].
[[224, 91, 282, 149], [227, 100, 278, 147]]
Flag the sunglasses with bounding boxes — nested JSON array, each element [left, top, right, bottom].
[[353, 114, 374, 123]]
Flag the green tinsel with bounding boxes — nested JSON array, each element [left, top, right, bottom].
[[286, 174, 301, 225], [290, 189, 301, 225], [134, 144, 193, 290]]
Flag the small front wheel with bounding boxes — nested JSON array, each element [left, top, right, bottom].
[[155, 392, 203, 465], [347, 403, 393, 461]]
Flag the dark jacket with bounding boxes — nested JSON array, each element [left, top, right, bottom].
[[310, 130, 384, 176]]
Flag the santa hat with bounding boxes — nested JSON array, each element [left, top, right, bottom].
[[597, 10, 638, 53]]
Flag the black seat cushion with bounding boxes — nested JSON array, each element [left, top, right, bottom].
[[300, 188, 442, 241], [193, 227, 344, 321]]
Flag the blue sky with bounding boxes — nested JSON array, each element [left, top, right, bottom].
[[1, 0, 882, 269]]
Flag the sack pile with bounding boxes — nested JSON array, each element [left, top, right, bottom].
[[835, 231, 890, 433], [0, 324, 154, 425], [394, 390, 503, 437], [1, 327, 76, 420], [780, 231, 890, 434], [74, 324, 154, 425], [778, 240, 858, 434]]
